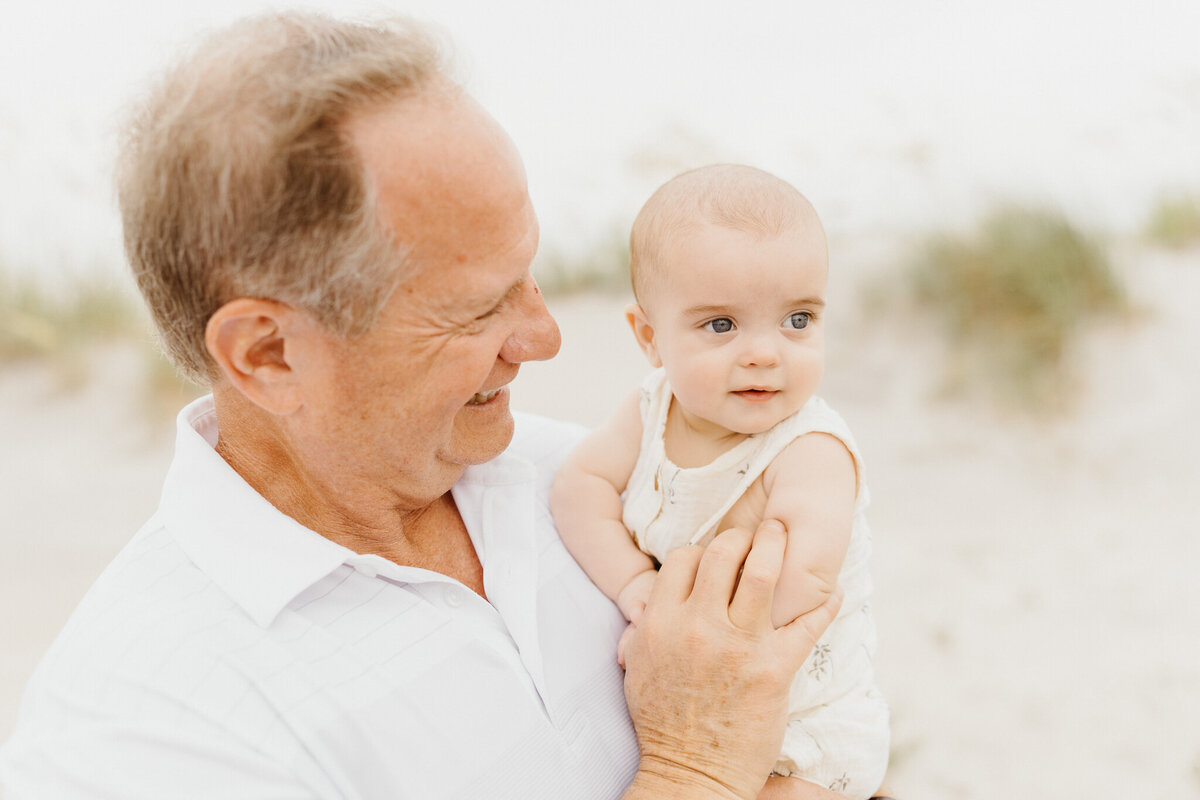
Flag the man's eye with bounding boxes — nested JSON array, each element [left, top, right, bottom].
[[473, 300, 507, 324], [703, 318, 734, 334], [786, 312, 811, 330]]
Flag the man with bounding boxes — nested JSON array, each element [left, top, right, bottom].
[[0, 14, 846, 800]]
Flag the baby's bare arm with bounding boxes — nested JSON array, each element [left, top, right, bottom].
[[550, 391, 656, 608], [761, 433, 857, 629]]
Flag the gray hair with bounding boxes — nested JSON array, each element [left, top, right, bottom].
[[629, 164, 821, 304], [117, 13, 447, 384]]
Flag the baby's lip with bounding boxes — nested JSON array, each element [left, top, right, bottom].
[[732, 387, 779, 400]]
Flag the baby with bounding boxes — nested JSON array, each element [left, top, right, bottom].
[[550, 165, 889, 798]]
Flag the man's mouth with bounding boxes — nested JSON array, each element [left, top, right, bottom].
[[467, 387, 504, 406]]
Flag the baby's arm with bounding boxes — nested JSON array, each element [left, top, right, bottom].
[[761, 433, 857, 629], [550, 390, 656, 620]]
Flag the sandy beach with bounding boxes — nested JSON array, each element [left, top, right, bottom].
[[2, 238, 1198, 799]]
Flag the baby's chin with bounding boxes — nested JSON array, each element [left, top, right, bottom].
[[727, 414, 792, 436], [727, 400, 810, 436]]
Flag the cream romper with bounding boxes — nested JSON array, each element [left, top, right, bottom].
[[622, 369, 889, 797]]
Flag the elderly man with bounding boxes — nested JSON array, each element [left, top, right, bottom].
[[0, 14, 849, 800]]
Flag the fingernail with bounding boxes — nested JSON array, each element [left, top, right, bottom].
[[761, 519, 785, 534]]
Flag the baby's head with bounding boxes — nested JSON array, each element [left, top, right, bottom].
[[626, 164, 830, 435]]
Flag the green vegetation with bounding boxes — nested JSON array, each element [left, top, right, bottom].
[[0, 263, 198, 417], [1, 267, 142, 369], [535, 228, 631, 296], [1144, 194, 1200, 249], [906, 206, 1128, 413]]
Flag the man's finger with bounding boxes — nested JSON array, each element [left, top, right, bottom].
[[776, 585, 843, 667], [690, 527, 754, 613], [649, 544, 705, 605], [727, 519, 788, 630]]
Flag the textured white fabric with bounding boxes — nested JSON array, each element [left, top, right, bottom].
[[0, 397, 639, 800], [622, 369, 889, 798]]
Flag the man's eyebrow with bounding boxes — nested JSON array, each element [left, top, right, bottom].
[[496, 276, 528, 305], [470, 275, 527, 314]]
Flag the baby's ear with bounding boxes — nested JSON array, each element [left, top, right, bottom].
[[625, 303, 662, 368]]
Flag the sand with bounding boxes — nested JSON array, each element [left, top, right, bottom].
[[2, 240, 1198, 799]]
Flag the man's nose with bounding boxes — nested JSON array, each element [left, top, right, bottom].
[[501, 278, 561, 363]]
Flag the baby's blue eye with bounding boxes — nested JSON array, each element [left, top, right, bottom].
[[704, 317, 734, 334], [787, 312, 811, 330]]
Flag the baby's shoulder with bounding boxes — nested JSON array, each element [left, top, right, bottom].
[[777, 396, 859, 453]]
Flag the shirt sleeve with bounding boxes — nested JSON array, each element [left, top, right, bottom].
[[1, 704, 321, 800]]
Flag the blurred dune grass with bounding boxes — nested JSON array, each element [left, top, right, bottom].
[[0, 263, 198, 417], [1144, 194, 1200, 250], [534, 227, 631, 296], [0, 266, 142, 382], [903, 206, 1130, 414]]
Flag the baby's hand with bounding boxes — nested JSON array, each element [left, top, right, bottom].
[[616, 568, 656, 625]]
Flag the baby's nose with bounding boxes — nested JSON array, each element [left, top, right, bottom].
[[739, 333, 780, 367]]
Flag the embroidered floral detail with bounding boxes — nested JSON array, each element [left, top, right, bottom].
[[828, 773, 850, 792], [807, 643, 832, 680], [658, 467, 676, 504]]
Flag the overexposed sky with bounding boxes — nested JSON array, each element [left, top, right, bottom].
[[1, 0, 1198, 280]]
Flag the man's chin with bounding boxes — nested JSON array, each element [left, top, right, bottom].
[[449, 410, 516, 466]]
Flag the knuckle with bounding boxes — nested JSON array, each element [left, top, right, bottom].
[[663, 544, 704, 566], [706, 532, 748, 558], [738, 563, 776, 589]]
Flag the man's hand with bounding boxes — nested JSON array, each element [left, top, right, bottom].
[[621, 520, 843, 800]]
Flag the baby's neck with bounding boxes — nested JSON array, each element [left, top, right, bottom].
[[663, 400, 749, 468]]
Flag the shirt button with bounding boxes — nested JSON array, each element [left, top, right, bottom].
[[443, 587, 462, 608]]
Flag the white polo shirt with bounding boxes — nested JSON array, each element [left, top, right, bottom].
[[1, 397, 639, 799]]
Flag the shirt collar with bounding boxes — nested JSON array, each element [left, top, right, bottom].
[[159, 396, 354, 628], [159, 396, 539, 629]]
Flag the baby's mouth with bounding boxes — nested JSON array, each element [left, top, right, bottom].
[[733, 388, 778, 400], [467, 387, 503, 406]]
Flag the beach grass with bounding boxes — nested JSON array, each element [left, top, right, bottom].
[[904, 206, 1129, 413], [1144, 194, 1200, 249], [0, 263, 198, 418], [534, 228, 631, 296], [0, 266, 143, 380]]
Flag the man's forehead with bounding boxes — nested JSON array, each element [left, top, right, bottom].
[[346, 87, 531, 259]]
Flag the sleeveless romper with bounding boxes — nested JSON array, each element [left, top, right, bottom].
[[622, 369, 890, 796]]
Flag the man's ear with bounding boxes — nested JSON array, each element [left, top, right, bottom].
[[205, 298, 312, 415], [625, 303, 662, 368]]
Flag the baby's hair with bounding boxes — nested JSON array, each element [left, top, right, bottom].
[[629, 164, 821, 304]]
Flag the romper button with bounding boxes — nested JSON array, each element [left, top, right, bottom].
[[444, 587, 462, 608]]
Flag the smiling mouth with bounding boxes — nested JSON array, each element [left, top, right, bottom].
[[467, 387, 504, 406]]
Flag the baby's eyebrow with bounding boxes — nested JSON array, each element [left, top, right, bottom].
[[683, 297, 826, 317], [682, 303, 732, 317], [787, 297, 826, 308]]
